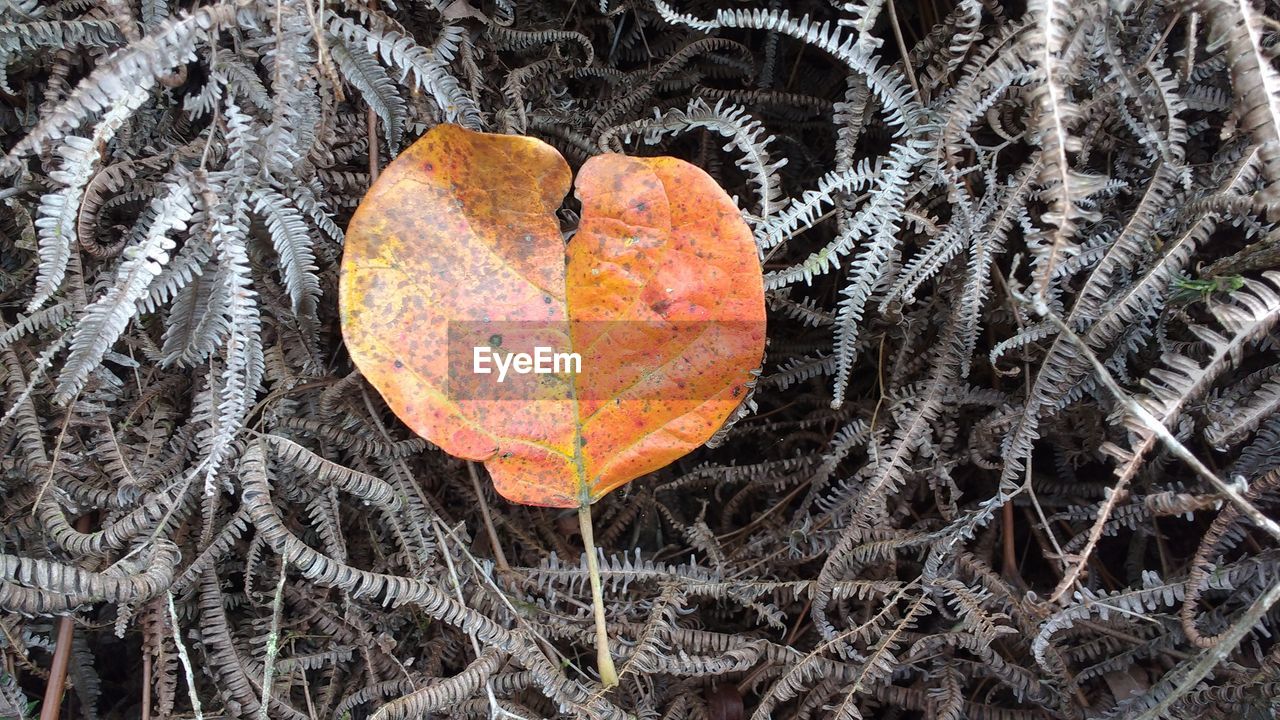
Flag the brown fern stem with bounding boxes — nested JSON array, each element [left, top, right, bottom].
[[38, 614, 74, 720], [39, 513, 93, 720], [141, 649, 151, 720], [1001, 502, 1019, 581]]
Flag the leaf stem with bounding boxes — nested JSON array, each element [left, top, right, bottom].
[[578, 503, 619, 687]]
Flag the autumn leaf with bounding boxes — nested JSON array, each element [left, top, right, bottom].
[[340, 124, 766, 509], [341, 125, 766, 686]]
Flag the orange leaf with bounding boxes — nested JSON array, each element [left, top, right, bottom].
[[340, 124, 765, 508]]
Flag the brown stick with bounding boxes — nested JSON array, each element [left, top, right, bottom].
[[40, 514, 93, 720], [141, 650, 151, 720], [1001, 502, 1019, 581], [38, 614, 74, 720]]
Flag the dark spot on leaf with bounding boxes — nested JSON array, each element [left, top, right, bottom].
[[489, 334, 502, 347]]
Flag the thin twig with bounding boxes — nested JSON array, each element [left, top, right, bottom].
[[991, 263, 1067, 567], [1019, 292, 1280, 569], [1133, 576, 1280, 720], [367, 0, 380, 183], [303, 0, 343, 100], [429, 522, 529, 720], [167, 592, 204, 720], [467, 462, 510, 572], [886, 0, 922, 100], [429, 517, 581, 677], [31, 403, 73, 514], [258, 556, 288, 720]]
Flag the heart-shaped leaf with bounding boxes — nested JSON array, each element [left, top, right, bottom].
[[340, 124, 765, 509]]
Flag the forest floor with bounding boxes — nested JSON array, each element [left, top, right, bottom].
[[2, 0, 1280, 718]]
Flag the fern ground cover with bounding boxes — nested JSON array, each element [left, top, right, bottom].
[[2, 0, 1280, 718]]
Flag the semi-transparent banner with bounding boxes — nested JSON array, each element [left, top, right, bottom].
[[444, 320, 761, 401]]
